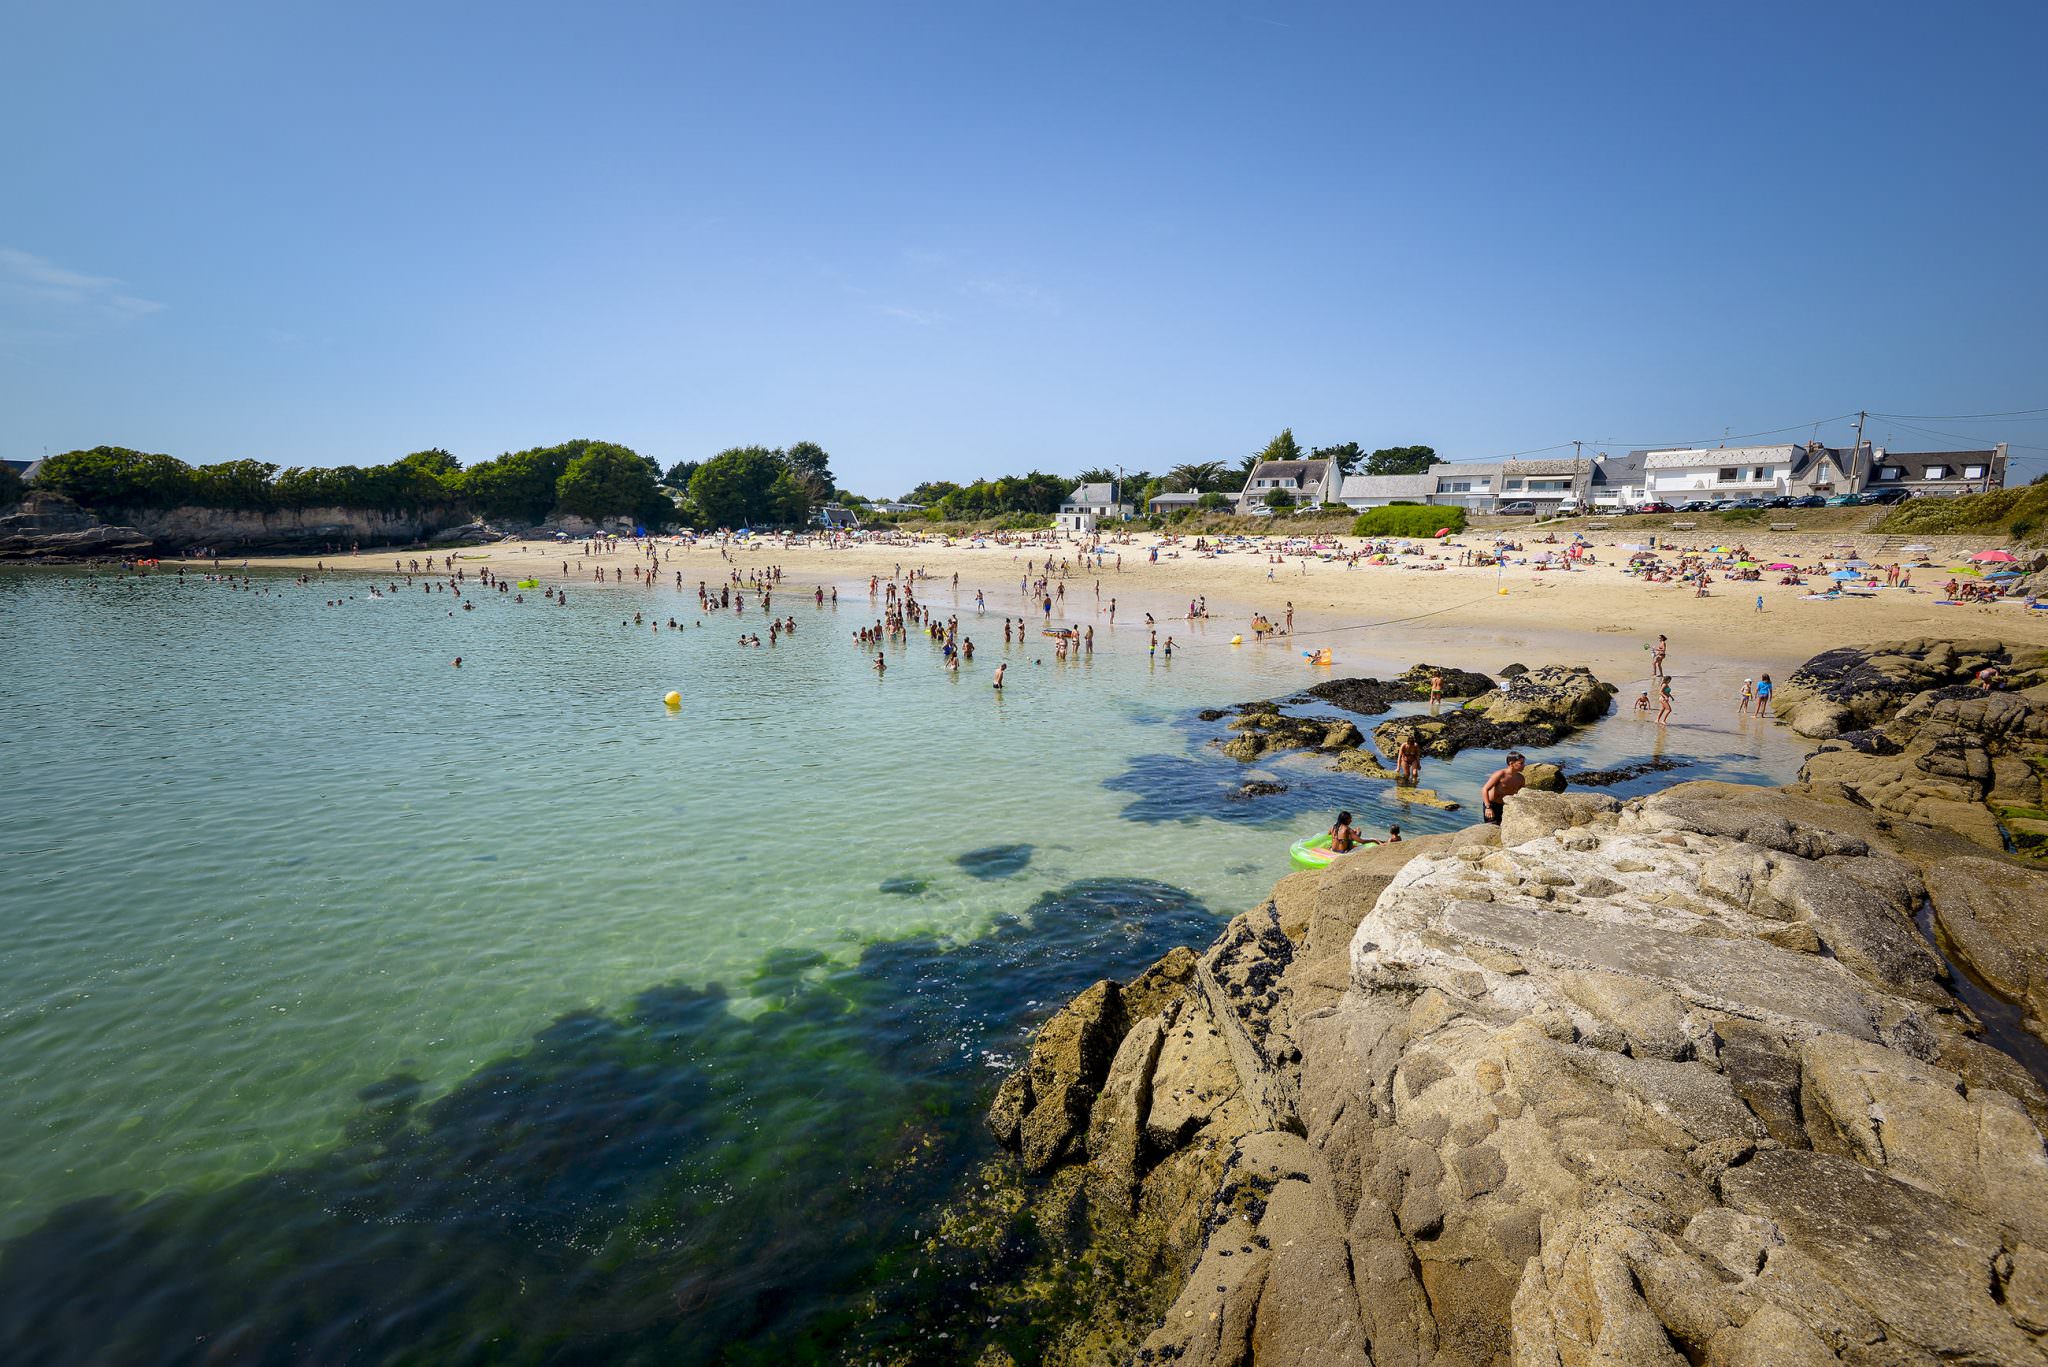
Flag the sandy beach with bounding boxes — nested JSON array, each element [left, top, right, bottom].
[[216, 526, 2048, 685]]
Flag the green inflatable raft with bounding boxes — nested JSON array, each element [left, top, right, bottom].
[[1289, 834, 1379, 870]]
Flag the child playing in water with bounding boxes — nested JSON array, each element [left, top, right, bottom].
[[1634, 691, 1651, 716]]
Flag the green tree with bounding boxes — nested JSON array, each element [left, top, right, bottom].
[[1263, 488, 1296, 511], [1075, 467, 1116, 485], [0, 462, 21, 508], [397, 448, 460, 481], [1364, 445, 1438, 477], [1311, 442, 1363, 476], [663, 459, 701, 489], [783, 441, 834, 501], [34, 446, 194, 509], [691, 446, 806, 528], [188, 460, 280, 511], [460, 442, 582, 522], [1167, 461, 1226, 491], [1255, 428, 1304, 466], [905, 480, 960, 506], [555, 442, 667, 524], [1198, 491, 1232, 511]]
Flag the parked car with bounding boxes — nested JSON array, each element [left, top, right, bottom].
[[1728, 497, 1770, 510], [1632, 500, 1675, 514], [1863, 487, 1911, 505], [1825, 493, 1865, 507], [1497, 501, 1537, 516], [1762, 495, 1796, 508], [1679, 500, 1716, 513], [1788, 495, 1826, 508]]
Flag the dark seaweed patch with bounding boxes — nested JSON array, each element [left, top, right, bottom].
[[878, 877, 928, 896], [0, 879, 1218, 1366], [956, 844, 1034, 879]]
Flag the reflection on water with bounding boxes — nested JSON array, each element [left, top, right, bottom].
[[0, 878, 1217, 1364]]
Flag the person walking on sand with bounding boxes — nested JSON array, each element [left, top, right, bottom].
[[1480, 753, 1527, 825], [1657, 676, 1674, 725], [1650, 633, 1668, 678]]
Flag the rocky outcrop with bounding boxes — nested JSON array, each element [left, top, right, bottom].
[[1781, 639, 2048, 857], [1219, 711, 1362, 762], [0, 490, 469, 557], [979, 780, 2048, 1364], [1304, 665, 1497, 717], [1776, 637, 2026, 739], [1374, 664, 1616, 760]]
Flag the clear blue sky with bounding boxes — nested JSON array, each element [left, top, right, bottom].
[[4, 1, 2045, 492]]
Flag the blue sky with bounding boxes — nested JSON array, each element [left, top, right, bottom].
[[4, 1, 2045, 492]]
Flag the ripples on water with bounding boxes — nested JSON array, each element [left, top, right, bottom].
[[0, 566, 1809, 1360]]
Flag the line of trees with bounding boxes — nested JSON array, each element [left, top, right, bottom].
[[7, 427, 1439, 528]]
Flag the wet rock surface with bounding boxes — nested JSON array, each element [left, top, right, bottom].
[[1301, 664, 1496, 717], [1372, 664, 1617, 760], [978, 771, 2048, 1364], [1783, 638, 2048, 859]]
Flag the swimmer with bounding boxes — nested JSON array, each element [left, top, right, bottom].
[[1328, 810, 1360, 854]]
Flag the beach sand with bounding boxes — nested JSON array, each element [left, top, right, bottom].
[[218, 528, 2048, 686]]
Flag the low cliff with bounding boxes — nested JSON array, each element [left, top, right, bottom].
[[0, 491, 474, 557], [969, 778, 2048, 1364]]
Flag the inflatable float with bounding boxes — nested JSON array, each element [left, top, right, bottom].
[[1289, 833, 1379, 870], [1041, 627, 1077, 639], [1303, 648, 1333, 666]]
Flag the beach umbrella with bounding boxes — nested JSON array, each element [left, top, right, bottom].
[[1767, 562, 1796, 571], [1829, 569, 1861, 580], [1736, 560, 1759, 569], [1971, 550, 2018, 563], [1843, 558, 1871, 568], [1434, 527, 1451, 538]]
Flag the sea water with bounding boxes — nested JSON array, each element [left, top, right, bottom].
[[0, 565, 1808, 1360]]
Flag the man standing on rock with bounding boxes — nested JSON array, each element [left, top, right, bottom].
[[1480, 752, 1526, 824]]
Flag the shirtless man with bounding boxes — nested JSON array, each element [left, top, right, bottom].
[[1480, 752, 1527, 824]]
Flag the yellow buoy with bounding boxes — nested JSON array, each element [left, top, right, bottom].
[[663, 691, 682, 708], [1230, 635, 1243, 645]]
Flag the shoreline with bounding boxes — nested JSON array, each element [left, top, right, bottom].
[[123, 528, 2048, 682]]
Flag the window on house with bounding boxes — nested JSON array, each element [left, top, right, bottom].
[[1923, 466, 1947, 480], [1963, 465, 1987, 479], [1717, 468, 1738, 483], [1879, 468, 1902, 481], [1751, 467, 1767, 481]]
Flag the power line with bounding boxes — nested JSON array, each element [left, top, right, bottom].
[[1873, 417, 2048, 454], [1588, 412, 1862, 450], [1870, 406, 2048, 420]]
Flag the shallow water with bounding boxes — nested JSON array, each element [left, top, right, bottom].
[[0, 564, 1808, 1359]]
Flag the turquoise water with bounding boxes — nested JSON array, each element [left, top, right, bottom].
[[0, 565, 1805, 1361]]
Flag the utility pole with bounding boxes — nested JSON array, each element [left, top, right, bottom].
[[1848, 410, 1867, 490], [1572, 439, 1583, 506]]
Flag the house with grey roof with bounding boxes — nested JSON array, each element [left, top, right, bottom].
[[1338, 473, 1439, 508], [1057, 481, 1131, 531], [1236, 459, 1337, 513], [1865, 446, 2007, 497], [1588, 451, 1651, 508]]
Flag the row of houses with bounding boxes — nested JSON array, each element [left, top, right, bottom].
[[1051, 441, 2010, 529], [1236, 442, 2009, 517]]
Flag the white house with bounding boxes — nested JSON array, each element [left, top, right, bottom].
[[1236, 459, 1338, 514], [1338, 473, 1439, 508], [1057, 481, 1132, 532], [1643, 445, 1804, 501], [1427, 463, 1501, 512]]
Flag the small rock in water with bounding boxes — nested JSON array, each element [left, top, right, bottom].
[[1227, 780, 1289, 801], [879, 877, 929, 896]]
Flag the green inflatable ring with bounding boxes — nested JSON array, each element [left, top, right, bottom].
[[1290, 834, 1378, 870]]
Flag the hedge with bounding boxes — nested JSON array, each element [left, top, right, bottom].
[[1351, 505, 1467, 537]]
